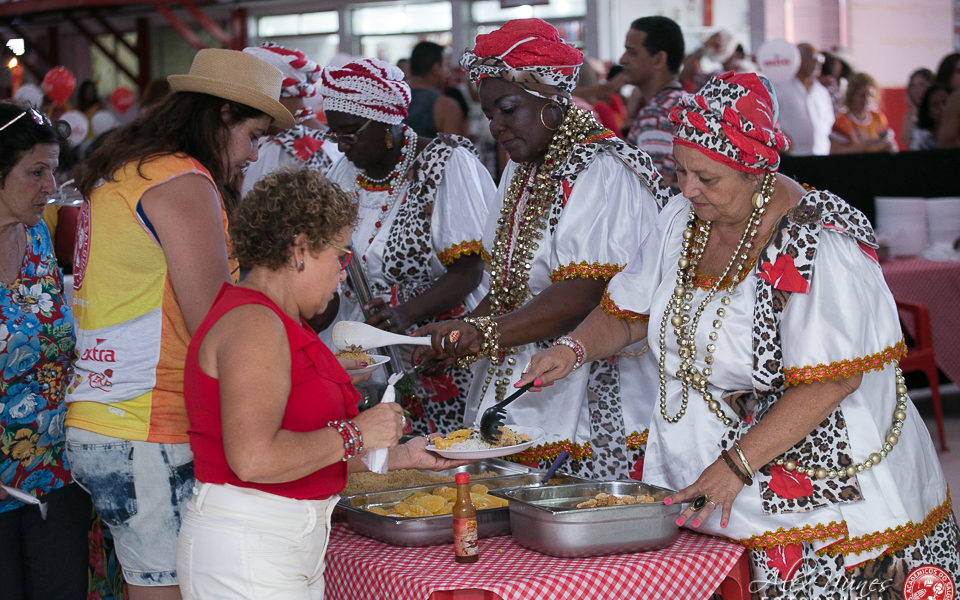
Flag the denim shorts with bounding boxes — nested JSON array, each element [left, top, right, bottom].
[[65, 427, 194, 587]]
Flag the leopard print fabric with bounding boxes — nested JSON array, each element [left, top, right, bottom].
[[736, 190, 879, 515], [381, 134, 478, 299], [377, 135, 483, 435], [748, 513, 960, 599], [267, 124, 334, 174]]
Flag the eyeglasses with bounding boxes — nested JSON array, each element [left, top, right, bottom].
[[322, 119, 373, 146], [326, 242, 354, 271], [0, 108, 48, 133], [46, 178, 83, 207]]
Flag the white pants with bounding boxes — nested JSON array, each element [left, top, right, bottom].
[[176, 482, 339, 600]]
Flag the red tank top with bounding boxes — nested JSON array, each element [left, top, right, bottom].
[[184, 283, 360, 500]]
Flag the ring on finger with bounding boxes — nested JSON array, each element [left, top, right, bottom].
[[706, 499, 717, 507], [400, 415, 407, 427], [692, 494, 709, 511]]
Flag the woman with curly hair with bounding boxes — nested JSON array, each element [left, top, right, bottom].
[[176, 168, 464, 599], [64, 48, 293, 600]]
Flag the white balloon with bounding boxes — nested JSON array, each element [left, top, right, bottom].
[[755, 39, 800, 83], [59, 110, 89, 146], [13, 83, 44, 108], [90, 109, 120, 136]]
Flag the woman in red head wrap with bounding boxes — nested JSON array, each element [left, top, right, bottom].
[[414, 19, 670, 480], [520, 71, 959, 596]]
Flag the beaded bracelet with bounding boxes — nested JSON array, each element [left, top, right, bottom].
[[553, 336, 586, 370], [720, 449, 753, 486], [328, 420, 363, 461], [457, 316, 501, 368], [731, 441, 755, 479]]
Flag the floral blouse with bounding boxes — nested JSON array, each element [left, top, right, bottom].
[[0, 222, 74, 513]]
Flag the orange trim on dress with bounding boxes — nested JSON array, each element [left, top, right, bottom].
[[599, 289, 649, 323], [783, 340, 907, 386], [734, 490, 954, 563], [437, 240, 483, 266], [502, 430, 648, 464], [549, 261, 623, 282]]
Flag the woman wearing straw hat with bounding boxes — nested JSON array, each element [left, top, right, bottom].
[[64, 49, 293, 600], [318, 58, 496, 436]]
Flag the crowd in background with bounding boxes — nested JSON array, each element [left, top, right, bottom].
[[3, 13, 960, 600]]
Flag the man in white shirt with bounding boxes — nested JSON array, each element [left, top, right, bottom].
[[774, 43, 835, 156]]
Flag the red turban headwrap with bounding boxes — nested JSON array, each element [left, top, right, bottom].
[[460, 18, 583, 104], [670, 71, 790, 173]]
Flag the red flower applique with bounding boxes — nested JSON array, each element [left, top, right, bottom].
[[765, 543, 803, 581], [420, 374, 460, 404], [768, 464, 814, 499], [629, 456, 644, 481], [293, 136, 323, 161], [561, 180, 573, 206], [759, 254, 808, 293]]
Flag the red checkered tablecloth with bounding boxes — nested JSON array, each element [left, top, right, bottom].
[[882, 258, 960, 386], [324, 523, 744, 600]]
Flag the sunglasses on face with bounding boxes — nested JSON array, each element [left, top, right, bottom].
[[326, 241, 354, 271], [0, 108, 49, 133], [322, 119, 373, 146]]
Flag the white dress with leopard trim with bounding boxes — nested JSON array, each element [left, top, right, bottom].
[[607, 194, 956, 591]]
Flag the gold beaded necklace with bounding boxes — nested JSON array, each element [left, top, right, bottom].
[[657, 172, 776, 426], [488, 105, 597, 318], [478, 105, 597, 402], [657, 173, 910, 482]]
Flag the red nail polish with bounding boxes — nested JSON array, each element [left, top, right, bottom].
[[692, 520, 699, 527], [675, 518, 683, 526], [360, 362, 368, 367], [514, 382, 521, 387], [663, 498, 671, 505], [534, 379, 542, 386], [721, 522, 727, 528]]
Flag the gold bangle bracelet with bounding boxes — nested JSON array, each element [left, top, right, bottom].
[[732, 440, 755, 479]]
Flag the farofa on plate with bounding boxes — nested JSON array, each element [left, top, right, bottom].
[[433, 427, 530, 450]]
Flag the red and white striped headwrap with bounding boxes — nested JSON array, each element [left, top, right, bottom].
[[319, 58, 411, 125], [670, 71, 790, 174], [460, 18, 582, 105], [243, 42, 321, 99]]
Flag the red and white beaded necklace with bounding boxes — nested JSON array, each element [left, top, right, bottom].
[[354, 124, 418, 256]]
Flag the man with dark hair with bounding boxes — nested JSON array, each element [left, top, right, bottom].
[[620, 16, 685, 192], [404, 41, 466, 137]]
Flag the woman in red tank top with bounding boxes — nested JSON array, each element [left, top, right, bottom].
[[177, 168, 466, 599]]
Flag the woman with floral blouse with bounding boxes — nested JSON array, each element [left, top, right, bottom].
[[0, 100, 91, 599]]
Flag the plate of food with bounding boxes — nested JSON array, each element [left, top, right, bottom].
[[335, 347, 390, 375], [426, 425, 545, 460]]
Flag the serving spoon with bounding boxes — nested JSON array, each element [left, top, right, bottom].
[[331, 320, 433, 351]]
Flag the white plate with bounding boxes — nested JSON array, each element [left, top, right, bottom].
[[425, 425, 545, 460], [344, 354, 390, 375]]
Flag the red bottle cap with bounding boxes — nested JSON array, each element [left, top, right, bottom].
[[455, 472, 470, 484]]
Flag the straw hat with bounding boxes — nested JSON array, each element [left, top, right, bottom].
[[168, 48, 294, 128]]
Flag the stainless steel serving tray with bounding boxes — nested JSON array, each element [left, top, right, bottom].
[[490, 480, 681, 557], [341, 472, 586, 547]]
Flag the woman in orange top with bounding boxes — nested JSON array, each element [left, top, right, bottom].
[[829, 72, 898, 154]]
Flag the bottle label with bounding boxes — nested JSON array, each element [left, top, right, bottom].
[[453, 517, 478, 557]]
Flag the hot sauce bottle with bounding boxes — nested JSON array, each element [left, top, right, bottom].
[[453, 472, 479, 563]]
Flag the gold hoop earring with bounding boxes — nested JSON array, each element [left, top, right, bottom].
[[384, 129, 394, 150], [539, 103, 559, 131]]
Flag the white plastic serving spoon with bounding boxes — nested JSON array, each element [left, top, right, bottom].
[[331, 320, 434, 351]]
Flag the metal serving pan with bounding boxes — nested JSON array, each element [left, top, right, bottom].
[[341, 472, 586, 547], [490, 480, 681, 557]]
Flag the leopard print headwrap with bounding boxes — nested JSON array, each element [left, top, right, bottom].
[[460, 18, 582, 105], [670, 71, 790, 174]]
